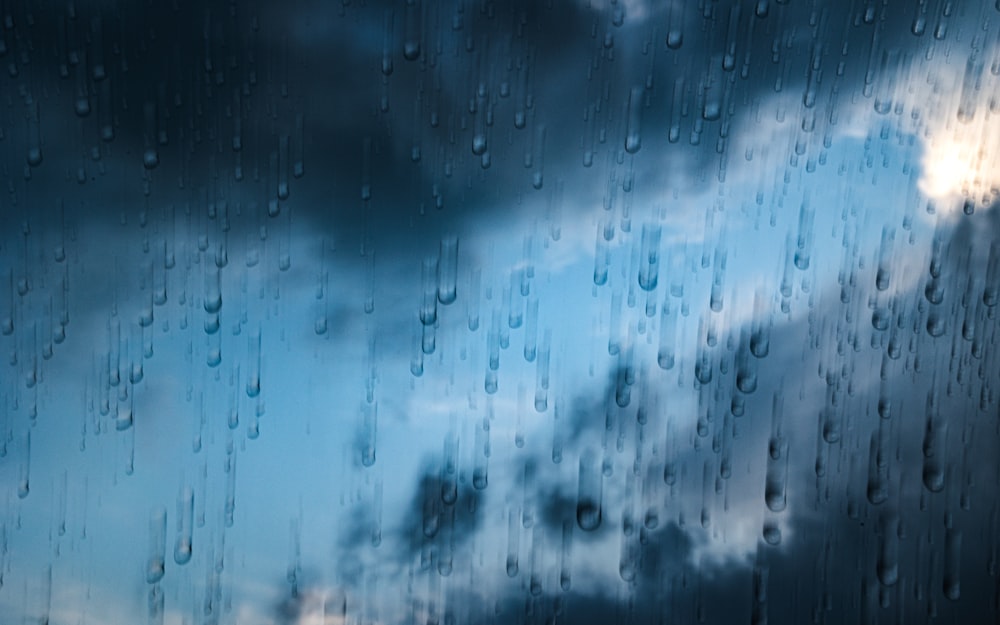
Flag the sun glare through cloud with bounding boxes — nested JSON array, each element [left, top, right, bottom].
[[915, 47, 1000, 213]]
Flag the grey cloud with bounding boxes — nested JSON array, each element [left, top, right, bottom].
[[394, 458, 485, 569], [6, 0, 977, 244]]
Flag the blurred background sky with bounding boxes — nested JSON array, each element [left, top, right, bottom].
[[0, 1, 999, 623]]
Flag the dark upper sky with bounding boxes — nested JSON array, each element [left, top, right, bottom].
[[2, 0, 964, 231]]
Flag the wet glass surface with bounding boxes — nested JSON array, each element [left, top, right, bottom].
[[0, 1, 999, 623]]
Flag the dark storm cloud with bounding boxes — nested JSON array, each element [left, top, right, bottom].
[[394, 458, 485, 567], [1, 0, 985, 371], [754, 475, 1000, 625], [693, 202, 1000, 623], [329, 459, 488, 589], [3, 0, 596, 227], [508, 185, 1000, 620], [536, 483, 577, 530], [337, 185, 997, 622], [632, 519, 696, 581], [333, 501, 380, 582], [3, 0, 976, 244], [560, 365, 623, 447], [471, 490, 996, 625], [440, 535, 753, 625]]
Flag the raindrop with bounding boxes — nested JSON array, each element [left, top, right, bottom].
[[765, 437, 788, 512], [876, 513, 899, 586], [866, 431, 889, 505], [403, 0, 422, 61], [224, 450, 237, 528], [534, 330, 550, 412], [381, 11, 394, 76], [473, 417, 489, 490], [173, 486, 194, 565], [437, 237, 458, 305], [523, 296, 538, 362], [624, 87, 643, 154], [361, 403, 377, 468], [576, 449, 603, 531], [750, 293, 771, 357], [736, 332, 758, 393], [246, 329, 261, 398], [875, 228, 894, 291], [146, 507, 167, 584], [203, 267, 222, 314], [943, 527, 962, 600], [26, 102, 42, 167], [666, 2, 684, 51], [923, 276, 944, 304], [922, 401, 946, 493], [657, 299, 676, 370], [762, 520, 781, 545], [983, 243, 998, 306], [957, 55, 985, 123], [638, 223, 660, 291], [594, 224, 610, 286], [142, 102, 159, 169], [420, 257, 438, 326], [441, 436, 458, 505], [277, 135, 290, 200], [149, 585, 164, 625], [506, 507, 519, 577], [794, 199, 815, 270], [17, 431, 30, 499]]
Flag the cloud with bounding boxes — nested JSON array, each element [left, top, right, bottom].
[[912, 51, 1000, 212], [828, 39, 1000, 218], [394, 459, 486, 569], [275, 586, 350, 625]]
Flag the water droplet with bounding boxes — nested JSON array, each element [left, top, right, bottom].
[[943, 528, 962, 600], [624, 87, 643, 154], [173, 487, 194, 565], [638, 223, 660, 291], [576, 449, 603, 531], [420, 257, 438, 326], [143, 149, 159, 170], [361, 403, 377, 468], [866, 433, 888, 505], [246, 330, 261, 398], [147, 507, 167, 584], [17, 431, 30, 499], [765, 438, 788, 512], [26, 147, 42, 167], [506, 507, 519, 577], [762, 520, 781, 545], [471, 132, 487, 156], [876, 513, 899, 586], [437, 237, 458, 305]]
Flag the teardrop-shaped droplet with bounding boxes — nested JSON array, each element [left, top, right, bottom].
[[173, 487, 194, 565], [146, 507, 167, 584], [943, 527, 961, 600], [576, 449, 603, 531]]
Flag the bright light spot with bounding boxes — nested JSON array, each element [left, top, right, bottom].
[[915, 51, 1000, 213]]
